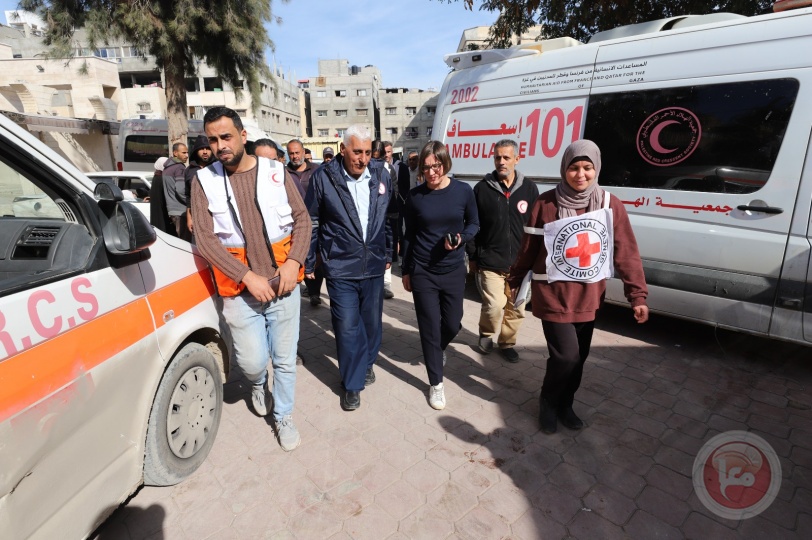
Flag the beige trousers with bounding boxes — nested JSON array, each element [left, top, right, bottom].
[[476, 269, 526, 348]]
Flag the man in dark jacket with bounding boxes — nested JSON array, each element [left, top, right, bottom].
[[305, 125, 393, 411], [287, 139, 316, 196], [184, 135, 214, 236], [163, 142, 190, 240], [468, 139, 539, 363]]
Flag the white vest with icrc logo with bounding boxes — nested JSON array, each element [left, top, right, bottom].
[[196, 157, 294, 248], [526, 194, 614, 284]]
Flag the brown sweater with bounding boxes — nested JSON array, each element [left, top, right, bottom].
[[191, 161, 311, 284], [507, 189, 647, 323]]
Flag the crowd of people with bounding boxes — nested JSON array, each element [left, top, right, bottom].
[[173, 106, 649, 452]]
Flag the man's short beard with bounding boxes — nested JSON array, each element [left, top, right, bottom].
[[220, 148, 244, 167]]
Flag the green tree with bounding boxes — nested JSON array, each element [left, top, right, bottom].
[[19, 0, 282, 144], [447, 0, 774, 46]]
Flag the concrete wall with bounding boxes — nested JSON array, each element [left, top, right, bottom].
[[0, 55, 120, 120]]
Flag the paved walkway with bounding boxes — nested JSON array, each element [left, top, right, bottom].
[[94, 272, 811, 539]]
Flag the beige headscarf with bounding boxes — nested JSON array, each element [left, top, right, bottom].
[[555, 139, 605, 219]]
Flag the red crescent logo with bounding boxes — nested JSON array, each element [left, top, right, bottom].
[[271, 172, 282, 184], [636, 107, 702, 167], [649, 120, 680, 154], [517, 200, 528, 214], [379, 182, 386, 195]]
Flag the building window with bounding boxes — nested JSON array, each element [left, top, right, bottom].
[[137, 102, 152, 113], [284, 94, 290, 102], [385, 107, 397, 115], [335, 110, 348, 117], [357, 89, 367, 97], [426, 127, 433, 136], [405, 127, 419, 139], [356, 109, 368, 117], [337, 128, 347, 137], [316, 90, 327, 97], [406, 106, 417, 116], [386, 127, 398, 136], [121, 46, 142, 58], [233, 80, 244, 90], [318, 129, 329, 137], [316, 110, 327, 117], [426, 106, 436, 116], [335, 90, 347, 97]]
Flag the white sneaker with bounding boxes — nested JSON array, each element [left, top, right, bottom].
[[429, 383, 446, 410], [275, 415, 301, 451], [251, 383, 269, 416]]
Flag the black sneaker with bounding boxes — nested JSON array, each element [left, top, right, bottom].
[[499, 347, 520, 363], [383, 288, 394, 299], [309, 295, 322, 306], [557, 406, 584, 430]]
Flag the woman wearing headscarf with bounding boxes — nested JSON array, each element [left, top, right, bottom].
[[507, 140, 648, 434]]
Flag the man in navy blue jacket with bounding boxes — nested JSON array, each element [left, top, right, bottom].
[[305, 125, 393, 411]]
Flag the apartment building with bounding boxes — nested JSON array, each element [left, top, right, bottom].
[[308, 59, 381, 141], [379, 88, 438, 156], [1, 12, 304, 144]]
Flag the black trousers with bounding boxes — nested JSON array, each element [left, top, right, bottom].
[[388, 214, 400, 263], [540, 320, 595, 409], [305, 266, 325, 298], [411, 263, 466, 386]]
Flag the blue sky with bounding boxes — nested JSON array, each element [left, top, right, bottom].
[[2, 1, 498, 90]]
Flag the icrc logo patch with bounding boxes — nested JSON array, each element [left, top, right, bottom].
[[693, 431, 781, 520], [549, 218, 611, 281], [636, 107, 701, 167]]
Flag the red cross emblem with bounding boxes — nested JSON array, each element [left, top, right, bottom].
[[565, 232, 601, 267]]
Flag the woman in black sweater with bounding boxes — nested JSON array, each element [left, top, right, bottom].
[[402, 141, 479, 410]]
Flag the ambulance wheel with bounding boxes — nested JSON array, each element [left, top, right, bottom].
[[144, 343, 223, 486]]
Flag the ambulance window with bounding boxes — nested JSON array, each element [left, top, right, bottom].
[[585, 79, 799, 194], [124, 135, 168, 164], [0, 150, 95, 296]]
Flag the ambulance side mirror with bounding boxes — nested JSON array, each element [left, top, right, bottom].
[[94, 183, 156, 256]]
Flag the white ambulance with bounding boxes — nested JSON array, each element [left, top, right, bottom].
[[436, 2, 812, 345], [0, 113, 225, 538]]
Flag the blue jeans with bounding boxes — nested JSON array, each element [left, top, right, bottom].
[[326, 276, 383, 392], [221, 287, 300, 421]]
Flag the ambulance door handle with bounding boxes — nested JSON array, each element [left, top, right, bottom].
[[737, 205, 783, 215]]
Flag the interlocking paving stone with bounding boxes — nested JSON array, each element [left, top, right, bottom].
[[583, 483, 637, 527], [636, 486, 691, 527], [92, 279, 812, 539]]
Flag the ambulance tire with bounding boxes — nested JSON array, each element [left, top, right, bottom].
[[143, 343, 224, 486]]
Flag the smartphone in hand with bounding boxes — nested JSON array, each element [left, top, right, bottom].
[[446, 232, 460, 248], [268, 275, 281, 294]]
